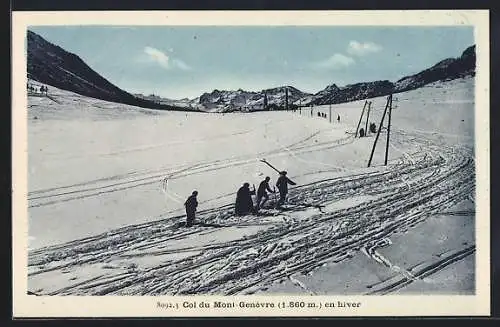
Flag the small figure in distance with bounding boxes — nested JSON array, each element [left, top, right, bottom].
[[184, 190, 198, 227], [235, 182, 256, 216], [255, 176, 276, 211]]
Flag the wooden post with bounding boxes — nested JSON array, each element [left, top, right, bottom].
[[364, 101, 371, 135], [329, 104, 332, 123], [367, 95, 391, 167], [355, 100, 368, 137], [285, 86, 289, 111], [384, 95, 393, 166]]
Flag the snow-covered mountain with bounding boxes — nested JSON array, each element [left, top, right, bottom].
[[27, 30, 192, 111], [306, 80, 395, 106], [133, 93, 201, 109], [27, 29, 475, 113], [394, 45, 476, 93], [197, 86, 311, 112], [298, 45, 476, 106], [198, 89, 258, 112]]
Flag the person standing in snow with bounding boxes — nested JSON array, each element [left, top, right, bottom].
[[255, 176, 275, 211], [184, 190, 198, 227], [275, 171, 297, 208], [337, 114, 341, 122], [235, 182, 256, 216]]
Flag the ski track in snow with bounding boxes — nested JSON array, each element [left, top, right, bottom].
[[28, 129, 475, 296], [27, 127, 351, 208]]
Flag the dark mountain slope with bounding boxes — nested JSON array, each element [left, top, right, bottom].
[[27, 30, 195, 111]]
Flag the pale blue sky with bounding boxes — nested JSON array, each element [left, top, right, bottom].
[[29, 26, 474, 99]]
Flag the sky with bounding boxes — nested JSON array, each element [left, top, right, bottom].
[[29, 26, 474, 100]]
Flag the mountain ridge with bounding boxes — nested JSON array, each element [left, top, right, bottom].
[[27, 30, 475, 112], [27, 30, 197, 112], [188, 45, 475, 110]]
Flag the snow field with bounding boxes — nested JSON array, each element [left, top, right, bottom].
[[27, 77, 476, 295]]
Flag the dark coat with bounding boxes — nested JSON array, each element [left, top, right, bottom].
[[235, 186, 255, 215], [184, 194, 198, 212], [257, 180, 273, 196], [276, 175, 296, 194]]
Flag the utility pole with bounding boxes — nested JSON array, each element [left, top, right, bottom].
[[285, 86, 289, 111], [355, 100, 368, 137], [384, 95, 393, 165], [329, 104, 332, 123], [367, 95, 391, 167], [364, 101, 371, 135]]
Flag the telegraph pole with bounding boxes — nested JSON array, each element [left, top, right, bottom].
[[285, 86, 289, 111], [355, 100, 368, 137], [329, 104, 332, 123], [384, 95, 393, 165], [364, 101, 371, 135], [367, 95, 391, 167]]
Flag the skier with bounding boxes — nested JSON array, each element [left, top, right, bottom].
[[235, 183, 256, 216], [184, 190, 198, 227], [275, 171, 297, 208], [255, 176, 275, 211], [337, 114, 341, 122]]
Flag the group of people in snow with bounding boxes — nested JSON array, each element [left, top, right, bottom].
[[183, 170, 297, 227], [358, 122, 377, 138], [27, 84, 49, 95], [315, 112, 341, 122]]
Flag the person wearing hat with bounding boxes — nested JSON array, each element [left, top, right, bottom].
[[184, 190, 198, 227], [235, 182, 256, 216], [275, 171, 296, 208]]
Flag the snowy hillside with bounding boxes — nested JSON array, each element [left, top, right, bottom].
[[27, 30, 189, 112], [394, 45, 475, 93], [298, 45, 475, 107], [27, 76, 475, 296]]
